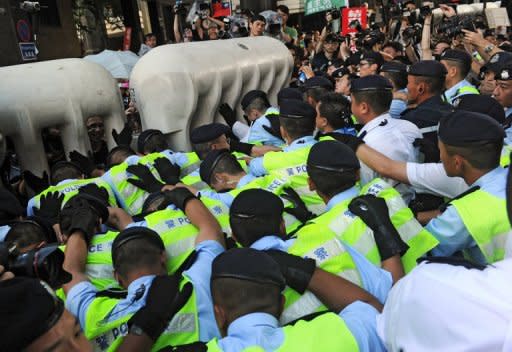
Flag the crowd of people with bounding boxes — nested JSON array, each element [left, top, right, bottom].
[[2, 1, 512, 351]]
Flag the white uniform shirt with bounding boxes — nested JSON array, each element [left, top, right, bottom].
[[406, 162, 469, 198], [358, 113, 422, 203], [377, 259, 512, 352]]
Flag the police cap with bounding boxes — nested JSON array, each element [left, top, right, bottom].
[[0, 188, 23, 223], [454, 95, 506, 125], [241, 90, 270, 111], [325, 33, 340, 43], [407, 60, 447, 77], [360, 51, 384, 67], [495, 64, 512, 80], [190, 123, 230, 144], [380, 61, 407, 74], [0, 277, 65, 351], [277, 87, 303, 103], [230, 189, 284, 219], [111, 226, 165, 265], [350, 75, 393, 93], [199, 149, 235, 184], [212, 247, 286, 289], [307, 140, 360, 172], [346, 53, 361, 66], [303, 76, 334, 90], [438, 110, 505, 146], [332, 67, 350, 79], [50, 160, 86, 178], [482, 52, 512, 75], [440, 49, 472, 71], [279, 99, 317, 120], [137, 129, 163, 154]]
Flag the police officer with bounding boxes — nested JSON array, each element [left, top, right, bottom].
[[424, 110, 508, 264], [351, 75, 422, 203], [493, 64, 512, 144], [401, 60, 453, 148], [201, 247, 387, 351], [63, 188, 225, 350], [380, 61, 408, 119], [315, 92, 356, 138], [0, 276, 93, 352], [303, 76, 334, 107], [228, 188, 391, 324], [440, 49, 479, 104], [478, 51, 512, 95], [331, 67, 353, 98], [358, 51, 384, 77]]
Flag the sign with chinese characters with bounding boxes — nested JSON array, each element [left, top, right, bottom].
[[341, 7, 367, 35], [305, 0, 348, 16], [19, 42, 37, 61], [212, 0, 231, 18]]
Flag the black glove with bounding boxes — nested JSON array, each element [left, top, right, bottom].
[[112, 122, 133, 146], [348, 195, 409, 260], [127, 164, 165, 193], [154, 158, 181, 185], [163, 187, 197, 212], [262, 115, 283, 140], [129, 275, 193, 341], [69, 151, 95, 176], [218, 103, 237, 128], [229, 139, 254, 156], [33, 191, 65, 225], [59, 197, 100, 243], [23, 170, 49, 194], [265, 250, 316, 294], [331, 134, 365, 152], [281, 187, 315, 223], [77, 184, 110, 222]]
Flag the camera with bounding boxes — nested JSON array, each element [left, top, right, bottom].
[[402, 24, 423, 44], [437, 15, 475, 38], [196, 2, 210, 20], [0, 242, 71, 289], [356, 30, 385, 50], [174, 0, 187, 15], [19, 1, 40, 12], [419, 5, 432, 17], [327, 8, 341, 20]]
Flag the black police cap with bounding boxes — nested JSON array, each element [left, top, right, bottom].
[[241, 90, 270, 111], [495, 64, 512, 80], [380, 61, 407, 74], [360, 51, 384, 67], [199, 149, 236, 184], [346, 53, 361, 66], [407, 60, 447, 77], [482, 52, 512, 74], [230, 189, 284, 219], [279, 99, 317, 120], [190, 123, 230, 144], [303, 76, 334, 90], [325, 33, 340, 43], [440, 49, 472, 69], [350, 75, 393, 93], [277, 87, 303, 103], [112, 226, 165, 265], [0, 188, 23, 223], [137, 129, 163, 154], [307, 140, 360, 172], [454, 95, 506, 125], [0, 277, 64, 351], [50, 160, 87, 178], [212, 248, 286, 289], [439, 110, 505, 146], [332, 67, 350, 79]]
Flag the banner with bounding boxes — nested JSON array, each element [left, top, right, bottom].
[[305, 0, 348, 16], [341, 7, 367, 35], [212, 0, 231, 18]]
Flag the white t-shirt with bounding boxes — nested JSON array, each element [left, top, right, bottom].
[[406, 162, 468, 198]]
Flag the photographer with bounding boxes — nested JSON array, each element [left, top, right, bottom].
[[277, 5, 297, 44], [312, 34, 341, 72], [193, 3, 225, 41]]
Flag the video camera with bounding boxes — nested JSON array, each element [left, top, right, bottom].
[[402, 23, 423, 44], [0, 242, 71, 289], [19, 1, 40, 13], [174, 0, 187, 15], [196, 2, 210, 20], [327, 8, 341, 20], [218, 13, 249, 39], [437, 15, 475, 38], [356, 30, 385, 50]]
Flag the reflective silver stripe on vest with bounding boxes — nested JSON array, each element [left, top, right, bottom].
[[396, 218, 424, 242], [181, 163, 200, 176], [482, 229, 512, 260], [419, 125, 438, 134], [165, 312, 196, 333], [165, 237, 196, 259], [129, 194, 147, 215], [85, 264, 115, 282]]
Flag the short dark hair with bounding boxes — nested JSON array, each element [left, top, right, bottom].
[[192, 135, 226, 160], [230, 214, 282, 247], [414, 75, 445, 95], [318, 92, 352, 130], [307, 167, 358, 198], [112, 237, 163, 279], [304, 87, 329, 104], [381, 71, 407, 90], [351, 90, 392, 115], [382, 41, 403, 53], [106, 146, 135, 170], [445, 140, 502, 170], [279, 116, 315, 141], [51, 164, 82, 185], [211, 277, 281, 321], [277, 4, 290, 15], [443, 59, 471, 81], [5, 221, 47, 250], [251, 15, 266, 23], [245, 97, 270, 115], [143, 134, 168, 154], [211, 152, 244, 180], [144, 33, 156, 41]]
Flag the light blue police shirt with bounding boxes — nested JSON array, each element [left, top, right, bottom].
[[443, 79, 478, 105], [215, 301, 386, 352], [389, 89, 408, 119], [504, 107, 512, 145], [426, 167, 507, 264], [247, 108, 285, 147], [66, 240, 224, 342], [198, 173, 256, 207], [249, 136, 316, 177]]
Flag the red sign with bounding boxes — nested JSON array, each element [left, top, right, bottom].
[[123, 27, 132, 51], [341, 7, 367, 35], [16, 19, 32, 42], [212, 0, 231, 18]]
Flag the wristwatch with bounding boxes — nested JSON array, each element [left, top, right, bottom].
[[484, 44, 495, 54]]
